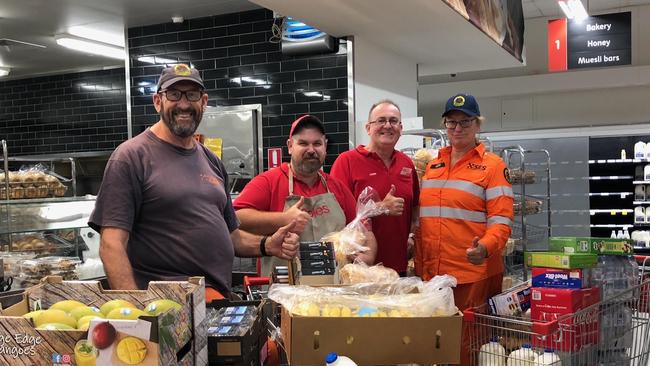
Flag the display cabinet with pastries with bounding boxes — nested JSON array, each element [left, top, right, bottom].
[[499, 145, 552, 282], [0, 140, 101, 293]]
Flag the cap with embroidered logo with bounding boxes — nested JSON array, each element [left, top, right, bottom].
[[156, 64, 204, 92], [442, 93, 480, 117]]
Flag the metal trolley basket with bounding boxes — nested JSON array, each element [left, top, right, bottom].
[[463, 256, 650, 366]]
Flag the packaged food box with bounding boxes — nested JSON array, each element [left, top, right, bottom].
[[525, 251, 598, 269], [0, 276, 207, 366], [531, 267, 592, 289], [549, 237, 634, 255], [488, 282, 531, 316], [207, 299, 265, 366], [531, 287, 600, 352]]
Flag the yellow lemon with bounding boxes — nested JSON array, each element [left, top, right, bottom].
[[340, 307, 352, 317], [116, 336, 148, 365]]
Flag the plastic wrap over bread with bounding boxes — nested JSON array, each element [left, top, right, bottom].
[[269, 275, 458, 317]]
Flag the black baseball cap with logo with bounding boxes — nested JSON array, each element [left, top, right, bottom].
[[156, 64, 204, 92], [289, 115, 326, 138], [442, 93, 481, 117]]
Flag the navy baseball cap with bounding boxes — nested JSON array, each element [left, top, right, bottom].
[[156, 63, 204, 92], [442, 93, 480, 117]]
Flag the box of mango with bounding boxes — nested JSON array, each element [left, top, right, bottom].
[[270, 275, 463, 365], [0, 276, 208, 366]]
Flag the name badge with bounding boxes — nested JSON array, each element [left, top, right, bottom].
[[400, 167, 412, 176]]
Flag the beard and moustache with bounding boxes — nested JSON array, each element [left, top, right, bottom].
[[160, 103, 204, 138], [292, 151, 323, 175]]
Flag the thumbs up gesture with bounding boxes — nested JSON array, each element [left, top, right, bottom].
[[268, 220, 300, 259], [284, 196, 310, 234], [466, 236, 488, 265], [382, 185, 405, 216]]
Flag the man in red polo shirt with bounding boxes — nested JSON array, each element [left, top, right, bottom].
[[234, 115, 377, 276], [330, 100, 419, 275]]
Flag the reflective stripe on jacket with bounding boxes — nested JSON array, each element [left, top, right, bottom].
[[416, 143, 513, 284]]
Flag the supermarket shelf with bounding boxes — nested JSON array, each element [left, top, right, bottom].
[[589, 209, 633, 214], [590, 224, 634, 228], [590, 176, 634, 180], [633, 201, 650, 205], [589, 159, 647, 164], [633, 181, 650, 184]]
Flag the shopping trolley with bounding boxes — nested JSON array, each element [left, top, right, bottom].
[[463, 256, 650, 366]]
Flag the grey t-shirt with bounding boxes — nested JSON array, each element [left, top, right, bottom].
[[89, 129, 239, 294]]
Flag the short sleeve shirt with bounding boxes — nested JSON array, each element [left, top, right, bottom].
[[89, 129, 239, 294], [233, 163, 357, 224], [330, 146, 419, 272]]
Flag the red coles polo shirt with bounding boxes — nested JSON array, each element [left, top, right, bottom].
[[330, 145, 419, 273], [233, 163, 357, 224]]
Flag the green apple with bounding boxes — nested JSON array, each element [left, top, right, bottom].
[[144, 299, 182, 316]]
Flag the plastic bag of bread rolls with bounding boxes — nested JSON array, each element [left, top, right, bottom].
[[340, 261, 399, 284], [321, 186, 389, 265]]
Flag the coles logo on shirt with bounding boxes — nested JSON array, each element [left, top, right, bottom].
[[400, 167, 412, 176], [309, 205, 330, 217]]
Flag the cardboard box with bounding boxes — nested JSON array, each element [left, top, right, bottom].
[[207, 299, 265, 366], [531, 267, 592, 289], [280, 307, 462, 365], [549, 237, 634, 255], [531, 287, 600, 352], [525, 251, 598, 269], [0, 276, 207, 366], [488, 282, 531, 316]]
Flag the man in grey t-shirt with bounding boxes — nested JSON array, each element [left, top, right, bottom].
[[89, 64, 299, 297]]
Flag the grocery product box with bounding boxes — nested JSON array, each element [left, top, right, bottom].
[[488, 282, 531, 316], [525, 251, 598, 269], [280, 307, 462, 365], [531, 287, 600, 352], [531, 268, 591, 289], [207, 299, 265, 366], [549, 237, 634, 255], [0, 276, 207, 366]]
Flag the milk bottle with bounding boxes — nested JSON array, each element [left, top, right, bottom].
[[506, 344, 537, 366], [479, 338, 506, 366], [535, 349, 562, 365], [634, 141, 646, 159], [325, 352, 358, 366]]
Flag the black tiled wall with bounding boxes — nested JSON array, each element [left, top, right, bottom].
[[127, 8, 349, 170], [0, 68, 127, 155]]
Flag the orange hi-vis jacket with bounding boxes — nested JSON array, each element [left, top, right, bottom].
[[416, 143, 513, 284]]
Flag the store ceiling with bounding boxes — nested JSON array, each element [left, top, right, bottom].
[[1, 0, 650, 80]]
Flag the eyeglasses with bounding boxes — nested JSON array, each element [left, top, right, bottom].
[[160, 89, 204, 102], [444, 118, 475, 129], [369, 117, 401, 126]]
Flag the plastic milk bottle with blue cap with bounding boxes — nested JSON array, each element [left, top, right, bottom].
[[325, 352, 358, 366], [506, 344, 537, 366], [479, 337, 506, 366], [535, 349, 562, 365]]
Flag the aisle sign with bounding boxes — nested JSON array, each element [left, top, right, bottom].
[[548, 12, 631, 72]]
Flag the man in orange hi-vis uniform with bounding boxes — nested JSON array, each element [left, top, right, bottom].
[[416, 93, 513, 313]]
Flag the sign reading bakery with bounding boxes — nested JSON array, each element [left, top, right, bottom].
[[548, 11, 631, 72]]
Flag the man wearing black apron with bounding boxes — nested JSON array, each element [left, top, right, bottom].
[[234, 115, 377, 276]]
